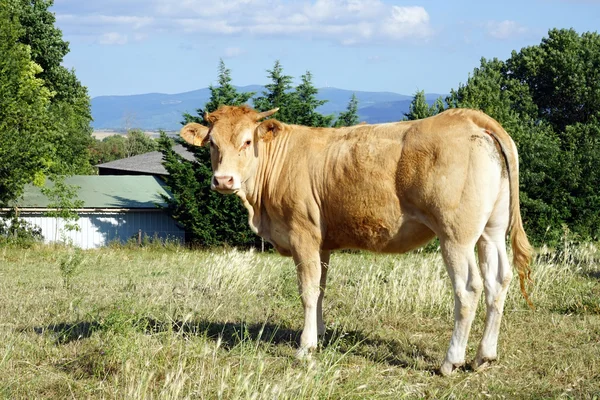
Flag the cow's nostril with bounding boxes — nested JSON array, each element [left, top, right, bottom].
[[214, 175, 235, 189]]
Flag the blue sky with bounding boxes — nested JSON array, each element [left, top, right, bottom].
[[52, 0, 600, 98]]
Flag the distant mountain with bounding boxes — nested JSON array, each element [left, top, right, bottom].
[[91, 86, 446, 131]]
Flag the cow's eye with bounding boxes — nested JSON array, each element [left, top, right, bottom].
[[245, 140, 252, 147]]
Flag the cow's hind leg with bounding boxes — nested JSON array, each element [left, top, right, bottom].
[[440, 240, 483, 376], [473, 221, 512, 371]]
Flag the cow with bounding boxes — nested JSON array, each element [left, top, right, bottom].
[[180, 105, 533, 375]]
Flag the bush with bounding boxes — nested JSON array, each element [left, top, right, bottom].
[[0, 214, 44, 247]]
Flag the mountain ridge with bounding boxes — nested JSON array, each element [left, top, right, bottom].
[[91, 86, 446, 131]]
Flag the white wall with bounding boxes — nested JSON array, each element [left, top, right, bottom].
[[17, 211, 184, 249]]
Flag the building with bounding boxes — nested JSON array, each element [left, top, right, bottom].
[[4, 176, 184, 249], [95, 144, 195, 176]]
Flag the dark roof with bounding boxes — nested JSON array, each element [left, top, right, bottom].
[[16, 176, 172, 209], [95, 144, 196, 176]]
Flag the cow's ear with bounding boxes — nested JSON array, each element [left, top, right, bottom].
[[256, 119, 283, 142], [180, 123, 209, 146]]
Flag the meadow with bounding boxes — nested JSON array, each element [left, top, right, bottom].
[[0, 242, 598, 399]]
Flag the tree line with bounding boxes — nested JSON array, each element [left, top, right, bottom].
[[1, 2, 598, 248]]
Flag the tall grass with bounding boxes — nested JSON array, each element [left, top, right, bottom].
[[0, 243, 598, 398]]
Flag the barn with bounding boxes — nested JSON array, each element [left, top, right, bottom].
[[3, 175, 184, 249]]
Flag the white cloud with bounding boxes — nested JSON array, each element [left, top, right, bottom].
[[223, 47, 245, 58], [133, 33, 148, 42], [178, 19, 243, 35], [54, 0, 434, 45], [98, 32, 128, 45], [485, 20, 528, 40], [381, 6, 432, 40], [56, 14, 153, 29]]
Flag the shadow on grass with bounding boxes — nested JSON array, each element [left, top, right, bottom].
[[29, 317, 439, 371], [142, 318, 301, 349], [139, 317, 438, 370], [31, 322, 101, 344], [582, 270, 600, 280]]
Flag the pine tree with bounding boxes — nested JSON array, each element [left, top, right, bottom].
[[205, 59, 255, 113], [253, 60, 296, 123], [182, 59, 254, 124], [404, 90, 446, 121], [333, 93, 360, 127], [404, 90, 430, 120], [292, 71, 334, 127]]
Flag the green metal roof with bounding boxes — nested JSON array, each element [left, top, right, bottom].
[[16, 176, 172, 209]]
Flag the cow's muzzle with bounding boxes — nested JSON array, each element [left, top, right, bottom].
[[212, 175, 236, 191]]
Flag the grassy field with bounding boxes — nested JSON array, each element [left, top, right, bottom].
[[0, 242, 599, 399]]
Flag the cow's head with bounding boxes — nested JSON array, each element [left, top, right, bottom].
[[180, 105, 281, 194]]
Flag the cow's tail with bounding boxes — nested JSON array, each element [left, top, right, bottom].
[[486, 128, 534, 309], [510, 197, 534, 309]]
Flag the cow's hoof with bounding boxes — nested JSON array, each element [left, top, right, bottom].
[[439, 360, 464, 376], [472, 356, 497, 372], [295, 347, 313, 360]]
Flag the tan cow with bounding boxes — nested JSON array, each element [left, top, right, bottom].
[[180, 105, 532, 375]]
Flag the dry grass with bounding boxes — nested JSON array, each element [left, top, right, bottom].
[[0, 243, 599, 399]]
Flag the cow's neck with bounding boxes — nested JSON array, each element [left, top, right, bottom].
[[236, 132, 291, 239]]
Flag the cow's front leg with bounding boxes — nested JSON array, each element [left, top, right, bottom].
[[292, 240, 323, 359]]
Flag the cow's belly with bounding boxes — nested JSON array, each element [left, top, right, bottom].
[[380, 219, 436, 253], [322, 211, 435, 253]]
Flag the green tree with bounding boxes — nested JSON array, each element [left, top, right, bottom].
[[16, 0, 93, 175], [0, 0, 53, 206], [290, 71, 334, 127], [124, 129, 157, 157], [559, 119, 600, 239], [430, 97, 446, 115], [404, 90, 445, 120], [507, 29, 600, 132], [506, 29, 600, 241], [253, 60, 296, 123], [88, 135, 128, 165], [88, 131, 157, 166], [254, 62, 333, 127], [333, 93, 360, 127], [182, 59, 254, 124]]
